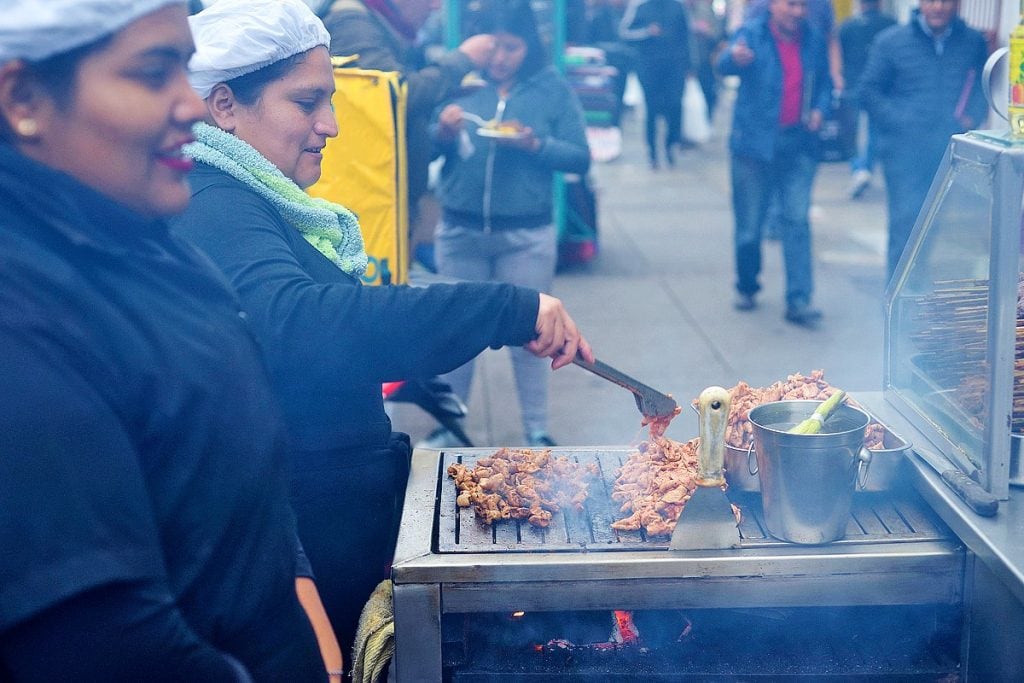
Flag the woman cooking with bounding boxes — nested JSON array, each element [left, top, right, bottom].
[[0, 0, 335, 679], [173, 0, 593, 663], [429, 0, 592, 448]]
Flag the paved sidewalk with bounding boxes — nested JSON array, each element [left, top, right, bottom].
[[393, 91, 892, 447]]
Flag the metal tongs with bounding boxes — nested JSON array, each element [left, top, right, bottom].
[[572, 354, 679, 420]]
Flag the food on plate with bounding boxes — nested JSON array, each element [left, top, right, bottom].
[[477, 120, 528, 139], [448, 447, 598, 527], [708, 370, 887, 451], [488, 123, 522, 134]]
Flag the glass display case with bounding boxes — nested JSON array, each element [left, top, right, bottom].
[[884, 132, 1024, 499]]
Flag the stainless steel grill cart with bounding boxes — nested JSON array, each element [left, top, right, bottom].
[[389, 131, 1024, 682], [392, 447, 964, 681]]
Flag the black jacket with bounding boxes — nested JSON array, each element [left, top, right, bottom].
[[0, 146, 322, 680], [619, 0, 691, 74], [860, 11, 988, 159], [172, 163, 540, 455]]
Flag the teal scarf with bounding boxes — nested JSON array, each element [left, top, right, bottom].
[[186, 122, 368, 279]]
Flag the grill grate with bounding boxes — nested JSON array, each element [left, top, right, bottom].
[[438, 450, 948, 553]]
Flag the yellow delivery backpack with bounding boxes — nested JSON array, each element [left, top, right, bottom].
[[308, 58, 408, 285]]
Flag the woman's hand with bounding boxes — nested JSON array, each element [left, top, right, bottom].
[[458, 34, 497, 69], [436, 104, 465, 142], [526, 293, 593, 369]]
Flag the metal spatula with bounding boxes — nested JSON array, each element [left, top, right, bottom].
[[669, 386, 740, 550], [572, 355, 679, 420]]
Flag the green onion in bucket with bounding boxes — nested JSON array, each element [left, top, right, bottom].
[[787, 390, 848, 434]]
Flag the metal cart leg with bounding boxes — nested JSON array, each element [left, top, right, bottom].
[[392, 583, 442, 682]]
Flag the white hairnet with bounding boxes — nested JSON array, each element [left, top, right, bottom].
[[188, 0, 331, 99], [0, 0, 185, 65]]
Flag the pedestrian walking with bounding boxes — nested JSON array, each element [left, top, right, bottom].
[[859, 0, 987, 279], [687, 0, 727, 123], [838, 0, 896, 199], [717, 0, 832, 327], [430, 0, 591, 448], [620, 0, 692, 168], [744, 0, 842, 89]]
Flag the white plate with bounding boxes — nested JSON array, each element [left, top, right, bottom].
[[476, 127, 528, 140]]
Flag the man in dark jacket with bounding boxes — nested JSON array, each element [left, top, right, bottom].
[[717, 0, 832, 327], [860, 0, 987, 279]]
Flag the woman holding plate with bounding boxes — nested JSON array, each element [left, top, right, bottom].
[[430, 0, 591, 449]]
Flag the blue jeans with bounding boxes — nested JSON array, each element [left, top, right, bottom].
[[730, 128, 818, 307], [434, 221, 558, 437], [850, 108, 879, 174]]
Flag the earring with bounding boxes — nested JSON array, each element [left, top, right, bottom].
[[15, 118, 38, 137]]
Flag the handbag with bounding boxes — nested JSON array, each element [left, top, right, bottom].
[[682, 76, 711, 145], [815, 91, 857, 162]]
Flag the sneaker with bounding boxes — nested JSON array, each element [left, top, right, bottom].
[[848, 169, 872, 199], [734, 292, 757, 311], [526, 432, 557, 448], [784, 303, 823, 327], [415, 427, 463, 450], [664, 144, 676, 168]]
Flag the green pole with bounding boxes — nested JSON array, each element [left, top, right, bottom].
[[444, 0, 461, 50], [552, 0, 567, 241], [552, 0, 566, 72]]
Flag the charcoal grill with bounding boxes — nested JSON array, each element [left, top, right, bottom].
[[392, 447, 966, 681]]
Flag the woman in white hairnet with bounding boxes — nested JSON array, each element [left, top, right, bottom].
[[173, 0, 592, 665], [0, 1, 337, 680]]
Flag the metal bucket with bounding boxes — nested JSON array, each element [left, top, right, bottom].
[[749, 400, 872, 545], [858, 427, 911, 492]]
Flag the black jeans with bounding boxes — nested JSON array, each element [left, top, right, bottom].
[[637, 61, 685, 159]]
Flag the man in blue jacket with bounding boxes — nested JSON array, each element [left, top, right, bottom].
[[718, 0, 832, 327], [859, 0, 987, 280]]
